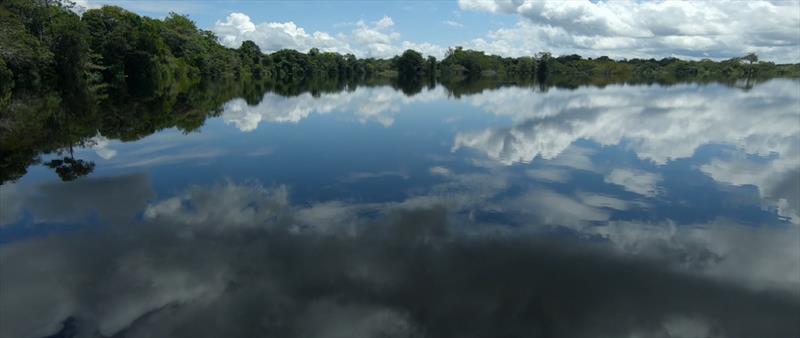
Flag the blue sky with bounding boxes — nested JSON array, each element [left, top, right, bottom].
[[76, 0, 800, 62], [77, 1, 510, 48]]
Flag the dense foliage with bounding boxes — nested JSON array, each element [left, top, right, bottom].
[[438, 47, 799, 83], [3, 1, 798, 107], [1, 1, 798, 183]]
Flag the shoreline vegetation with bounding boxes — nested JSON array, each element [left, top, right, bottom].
[[3, 1, 799, 104], [1, 0, 799, 183]]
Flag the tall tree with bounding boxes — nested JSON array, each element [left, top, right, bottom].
[[395, 49, 424, 80]]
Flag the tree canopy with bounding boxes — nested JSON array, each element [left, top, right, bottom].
[[2, 1, 797, 110], [1, 0, 798, 183]]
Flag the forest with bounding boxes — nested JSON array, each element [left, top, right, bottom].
[[3, 0, 799, 109], [2, 0, 799, 183]]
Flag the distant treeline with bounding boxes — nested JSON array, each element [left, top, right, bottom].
[[3, 0, 800, 109], [439, 47, 800, 82], [0, 0, 407, 107]]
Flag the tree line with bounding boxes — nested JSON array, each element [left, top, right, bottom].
[[0, 0, 414, 108], [2, 0, 799, 183], [3, 0, 799, 110]]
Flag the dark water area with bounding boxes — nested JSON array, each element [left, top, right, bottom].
[[1, 78, 799, 337]]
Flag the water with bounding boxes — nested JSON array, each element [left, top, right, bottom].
[[1, 79, 799, 337]]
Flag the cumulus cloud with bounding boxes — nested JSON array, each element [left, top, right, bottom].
[[443, 20, 464, 28], [605, 168, 662, 197], [53, 78, 794, 236], [429, 166, 452, 176], [110, 148, 225, 169], [216, 77, 795, 288], [221, 85, 446, 131], [459, 0, 800, 62], [505, 189, 610, 226], [81, 132, 229, 170], [213, 13, 349, 54], [4, 73, 800, 338], [453, 80, 800, 166], [588, 219, 800, 293], [492, 185, 800, 293], [67, 0, 97, 14], [701, 150, 800, 223], [211, 13, 444, 58], [451, 79, 800, 220], [75, 1, 800, 62], [89, 135, 117, 160], [143, 181, 291, 230], [3, 178, 799, 338]]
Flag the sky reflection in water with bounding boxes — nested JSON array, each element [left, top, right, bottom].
[[1, 80, 799, 337]]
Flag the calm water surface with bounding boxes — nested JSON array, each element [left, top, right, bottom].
[[2, 79, 799, 337]]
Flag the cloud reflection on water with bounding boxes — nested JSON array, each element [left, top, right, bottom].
[[2, 172, 798, 337], [2, 80, 800, 338], [219, 81, 799, 224], [221, 86, 446, 131]]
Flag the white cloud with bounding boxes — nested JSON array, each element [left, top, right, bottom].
[[373, 15, 395, 30], [429, 166, 452, 176], [457, 0, 523, 14], [605, 168, 662, 197], [3, 167, 799, 337], [110, 148, 224, 169], [547, 146, 596, 172], [218, 78, 799, 223], [89, 135, 117, 160], [458, 0, 800, 62], [144, 181, 291, 230], [443, 20, 464, 28], [505, 189, 610, 227], [453, 80, 800, 166], [701, 150, 800, 223], [450, 79, 800, 221], [211, 13, 444, 58], [353, 19, 397, 45], [401, 41, 445, 59], [67, 0, 97, 14], [588, 219, 800, 293], [213, 13, 351, 55], [74, 1, 800, 62], [577, 192, 632, 211], [221, 85, 446, 131]]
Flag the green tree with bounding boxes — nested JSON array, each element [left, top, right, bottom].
[[426, 55, 437, 77], [0, 0, 56, 91], [536, 52, 552, 82], [743, 53, 758, 65], [50, 9, 94, 106], [0, 58, 13, 106], [396, 50, 424, 77], [46, 156, 95, 181]]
